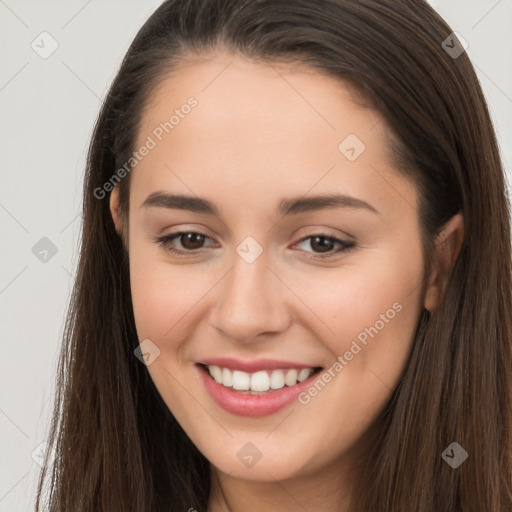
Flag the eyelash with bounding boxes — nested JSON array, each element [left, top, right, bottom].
[[153, 231, 356, 260]]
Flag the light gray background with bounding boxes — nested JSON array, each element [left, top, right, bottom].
[[1, 1, 511, 510]]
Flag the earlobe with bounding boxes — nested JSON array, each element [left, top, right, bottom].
[[424, 212, 464, 311], [109, 186, 123, 235]]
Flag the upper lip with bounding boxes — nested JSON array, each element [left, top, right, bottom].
[[197, 357, 321, 373]]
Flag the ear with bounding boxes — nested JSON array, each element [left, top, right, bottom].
[[109, 185, 124, 235], [424, 212, 464, 311]]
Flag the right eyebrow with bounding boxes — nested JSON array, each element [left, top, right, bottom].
[[141, 192, 220, 216]]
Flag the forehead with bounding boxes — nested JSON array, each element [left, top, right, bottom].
[[140, 52, 378, 143], [129, 52, 417, 220]]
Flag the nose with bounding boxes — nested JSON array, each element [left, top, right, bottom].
[[208, 250, 292, 343]]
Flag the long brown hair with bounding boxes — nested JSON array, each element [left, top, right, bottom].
[[35, 0, 512, 510]]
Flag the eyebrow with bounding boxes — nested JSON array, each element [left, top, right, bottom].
[[141, 191, 379, 216]]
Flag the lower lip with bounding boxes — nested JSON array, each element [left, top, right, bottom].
[[197, 364, 321, 417]]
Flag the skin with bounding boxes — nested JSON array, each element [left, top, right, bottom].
[[109, 51, 463, 511]]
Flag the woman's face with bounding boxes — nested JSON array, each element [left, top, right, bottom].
[[113, 52, 428, 483]]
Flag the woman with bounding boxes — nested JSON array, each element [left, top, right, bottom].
[[36, 0, 512, 510]]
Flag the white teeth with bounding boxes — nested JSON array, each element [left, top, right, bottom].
[[210, 365, 223, 384], [284, 369, 298, 386], [206, 365, 315, 392], [250, 371, 270, 392], [222, 367, 233, 387], [232, 370, 250, 390], [297, 368, 311, 382], [270, 369, 285, 390]]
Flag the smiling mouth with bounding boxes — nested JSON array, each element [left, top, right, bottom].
[[199, 363, 323, 394]]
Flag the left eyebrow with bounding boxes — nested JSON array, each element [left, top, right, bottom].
[[278, 194, 380, 216]]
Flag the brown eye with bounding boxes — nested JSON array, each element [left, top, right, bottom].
[[155, 231, 215, 255], [179, 232, 206, 250], [309, 236, 336, 253], [294, 234, 356, 259]]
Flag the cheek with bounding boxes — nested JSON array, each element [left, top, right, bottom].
[[128, 238, 221, 360], [288, 248, 423, 386], [290, 263, 423, 449]]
